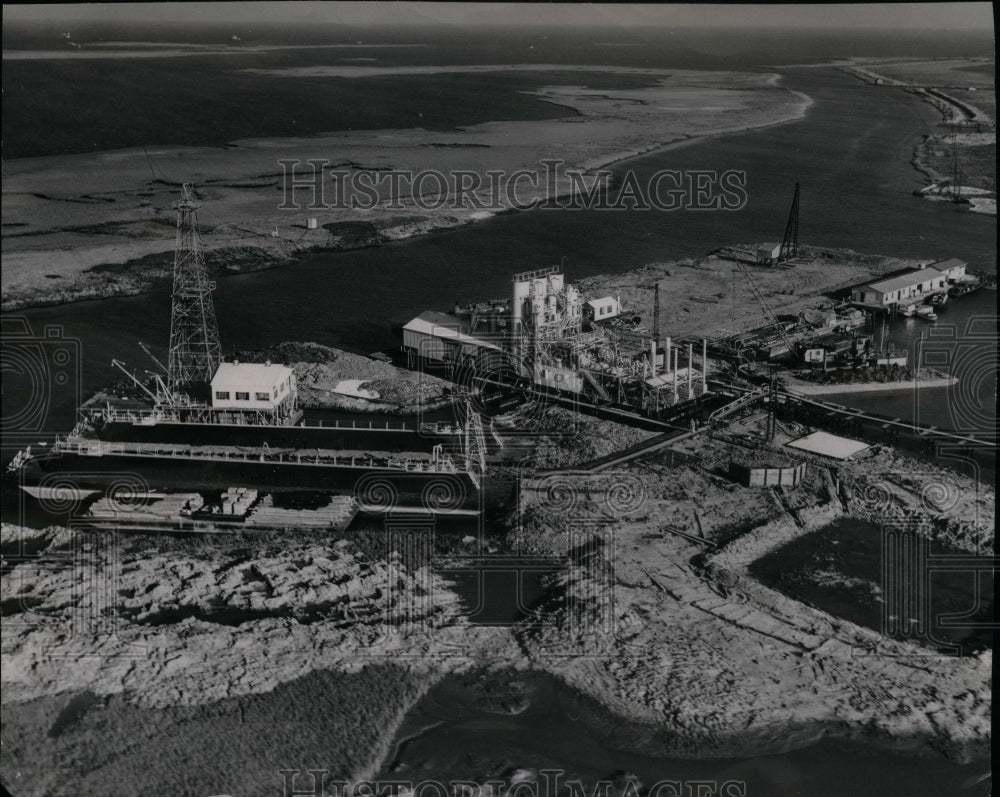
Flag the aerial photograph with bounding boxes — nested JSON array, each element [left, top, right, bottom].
[[0, 2, 995, 795]]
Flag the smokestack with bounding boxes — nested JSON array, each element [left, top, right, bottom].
[[650, 339, 657, 376], [702, 339, 708, 392], [673, 349, 679, 398], [665, 336, 672, 376]]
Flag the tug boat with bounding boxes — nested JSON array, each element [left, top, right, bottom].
[[915, 305, 938, 321], [949, 279, 983, 297]]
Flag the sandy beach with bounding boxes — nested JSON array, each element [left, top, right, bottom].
[[782, 375, 959, 395]]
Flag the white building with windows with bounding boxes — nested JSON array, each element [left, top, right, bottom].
[[850, 267, 947, 308], [927, 258, 967, 283], [585, 296, 621, 322], [211, 361, 297, 415]]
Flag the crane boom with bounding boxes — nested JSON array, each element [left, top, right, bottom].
[[779, 182, 800, 262], [138, 341, 168, 375], [732, 261, 799, 360], [111, 359, 159, 403]]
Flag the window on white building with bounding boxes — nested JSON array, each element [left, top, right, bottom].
[[236, 391, 250, 401]]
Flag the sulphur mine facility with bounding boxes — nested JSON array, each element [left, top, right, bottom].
[[403, 265, 712, 420]]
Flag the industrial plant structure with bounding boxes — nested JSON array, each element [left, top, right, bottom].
[[403, 265, 712, 418]]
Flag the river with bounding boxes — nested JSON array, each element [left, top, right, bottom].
[[6, 67, 995, 445], [1, 60, 994, 794]]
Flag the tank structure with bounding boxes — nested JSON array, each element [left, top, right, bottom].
[[403, 265, 711, 419]]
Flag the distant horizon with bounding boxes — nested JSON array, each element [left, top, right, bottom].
[[4, 2, 994, 31]]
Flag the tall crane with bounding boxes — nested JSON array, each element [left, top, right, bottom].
[[778, 182, 800, 262]]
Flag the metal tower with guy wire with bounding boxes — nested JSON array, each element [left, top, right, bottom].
[[779, 182, 800, 262], [167, 184, 222, 397]]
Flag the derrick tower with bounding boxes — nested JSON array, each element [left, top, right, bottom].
[[167, 184, 222, 397], [778, 182, 800, 262]]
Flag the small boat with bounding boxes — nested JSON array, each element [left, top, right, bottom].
[[948, 282, 980, 297], [897, 303, 916, 318], [916, 305, 937, 321], [928, 292, 948, 307]]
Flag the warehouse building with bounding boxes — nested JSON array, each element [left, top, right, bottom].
[[402, 310, 503, 366], [850, 267, 947, 308], [927, 258, 967, 283]]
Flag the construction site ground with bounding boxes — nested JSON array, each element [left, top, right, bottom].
[[576, 245, 923, 344]]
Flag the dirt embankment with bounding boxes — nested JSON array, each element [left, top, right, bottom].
[[577, 245, 922, 341], [516, 417, 991, 764], [496, 407, 658, 470]]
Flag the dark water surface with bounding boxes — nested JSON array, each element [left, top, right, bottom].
[[751, 517, 994, 654], [820, 288, 997, 435], [2, 50, 995, 793], [381, 670, 990, 796], [10, 68, 996, 443]]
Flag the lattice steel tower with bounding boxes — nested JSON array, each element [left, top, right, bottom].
[[167, 184, 222, 397]]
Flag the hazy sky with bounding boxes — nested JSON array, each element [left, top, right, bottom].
[[4, 2, 995, 30]]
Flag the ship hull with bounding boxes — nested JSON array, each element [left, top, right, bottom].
[[94, 420, 450, 452], [15, 451, 478, 510]]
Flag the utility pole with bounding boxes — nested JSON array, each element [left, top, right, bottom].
[[167, 184, 222, 398], [952, 130, 963, 202], [653, 281, 661, 344]]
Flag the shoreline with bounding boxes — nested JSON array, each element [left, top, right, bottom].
[[834, 57, 996, 215], [782, 375, 958, 395], [555, 672, 990, 765], [379, 666, 989, 784], [2, 68, 811, 313]]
